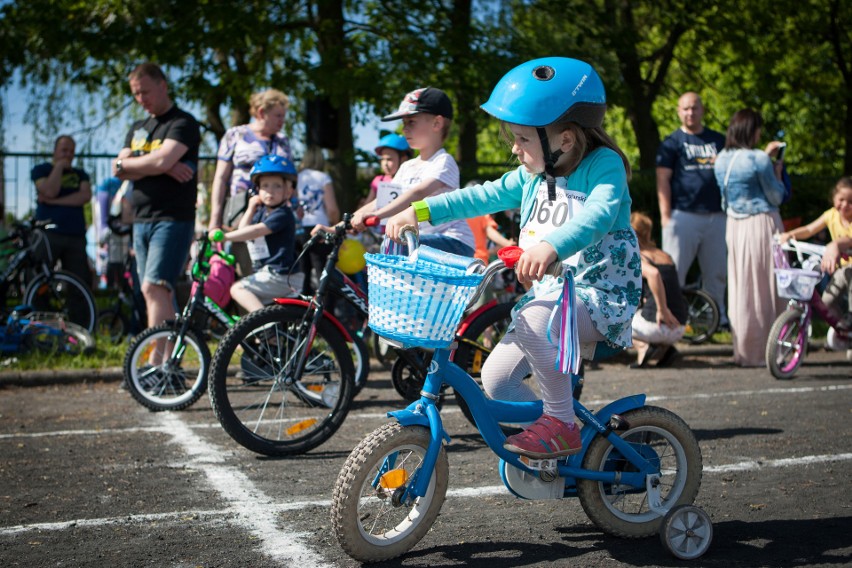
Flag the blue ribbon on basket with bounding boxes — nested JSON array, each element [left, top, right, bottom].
[[547, 268, 581, 375]]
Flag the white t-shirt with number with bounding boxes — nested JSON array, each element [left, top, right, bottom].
[[518, 178, 585, 297], [392, 149, 474, 249]]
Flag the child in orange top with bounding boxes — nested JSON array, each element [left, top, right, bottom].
[[780, 176, 852, 326]]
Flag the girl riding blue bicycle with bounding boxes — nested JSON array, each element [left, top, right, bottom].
[[386, 57, 641, 459]]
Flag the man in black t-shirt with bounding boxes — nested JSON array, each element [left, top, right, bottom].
[[112, 62, 201, 333], [656, 92, 728, 328]]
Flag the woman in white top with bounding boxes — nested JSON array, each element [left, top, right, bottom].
[[297, 146, 340, 295]]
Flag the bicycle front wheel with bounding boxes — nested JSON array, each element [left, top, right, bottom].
[[24, 270, 96, 332], [765, 308, 807, 380], [208, 304, 355, 456], [124, 323, 210, 411], [331, 422, 448, 563]]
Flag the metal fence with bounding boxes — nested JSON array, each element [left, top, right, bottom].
[[0, 152, 220, 224]]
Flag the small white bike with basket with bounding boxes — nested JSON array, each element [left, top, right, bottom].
[[330, 229, 712, 562], [766, 238, 850, 379]]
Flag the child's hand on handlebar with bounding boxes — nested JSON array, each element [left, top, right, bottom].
[[515, 242, 559, 286], [310, 223, 338, 237], [385, 207, 419, 243], [350, 210, 370, 232], [822, 241, 842, 274]]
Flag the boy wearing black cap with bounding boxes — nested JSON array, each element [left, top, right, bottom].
[[352, 87, 474, 256]]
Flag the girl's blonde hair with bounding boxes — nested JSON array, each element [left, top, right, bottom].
[[630, 211, 655, 249], [556, 123, 632, 180], [250, 89, 290, 117], [499, 122, 632, 180], [300, 145, 326, 171]]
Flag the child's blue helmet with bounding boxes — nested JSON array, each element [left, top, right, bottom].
[[481, 57, 607, 200], [250, 155, 297, 185], [374, 133, 412, 157], [481, 57, 606, 128]]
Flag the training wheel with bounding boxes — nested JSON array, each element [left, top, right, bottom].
[[660, 504, 713, 560]]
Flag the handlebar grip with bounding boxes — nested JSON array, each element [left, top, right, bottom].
[[211, 229, 225, 242], [497, 245, 563, 276], [364, 215, 381, 227], [218, 252, 236, 266]]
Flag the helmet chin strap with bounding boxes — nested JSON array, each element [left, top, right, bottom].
[[537, 127, 564, 201]]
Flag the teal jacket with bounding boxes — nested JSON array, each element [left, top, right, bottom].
[[425, 147, 632, 262]]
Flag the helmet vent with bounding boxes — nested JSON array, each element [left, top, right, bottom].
[[532, 65, 555, 81]]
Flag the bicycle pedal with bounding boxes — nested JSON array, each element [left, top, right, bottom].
[[519, 456, 558, 473]]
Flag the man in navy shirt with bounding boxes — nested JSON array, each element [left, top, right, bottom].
[[31, 135, 93, 287], [656, 92, 728, 328]]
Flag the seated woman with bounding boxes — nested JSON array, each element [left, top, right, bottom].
[[630, 212, 688, 367]]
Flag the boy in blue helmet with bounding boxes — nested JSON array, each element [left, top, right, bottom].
[[360, 133, 413, 207], [386, 58, 641, 459], [219, 155, 303, 311]]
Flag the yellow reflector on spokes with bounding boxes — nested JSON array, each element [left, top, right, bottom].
[[285, 418, 317, 436], [379, 469, 408, 490], [305, 385, 323, 392]]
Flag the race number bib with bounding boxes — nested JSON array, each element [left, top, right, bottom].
[[247, 237, 270, 262], [519, 181, 585, 252], [376, 182, 403, 226]]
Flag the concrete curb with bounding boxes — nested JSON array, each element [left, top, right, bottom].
[[0, 367, 124, 387]]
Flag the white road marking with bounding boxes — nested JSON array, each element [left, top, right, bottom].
[[157, 413, 327, 568], [3, 451, 850, 537], [704, 452, 852, 473]]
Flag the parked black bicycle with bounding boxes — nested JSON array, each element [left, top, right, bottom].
[[0, 219, 97, 332]]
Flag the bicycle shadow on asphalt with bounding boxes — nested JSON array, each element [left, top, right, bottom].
[[370, 516, 852, 567], [691, 426, 784, 442]]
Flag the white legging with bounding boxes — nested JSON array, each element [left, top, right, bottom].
[[480, 290, 604, 424]]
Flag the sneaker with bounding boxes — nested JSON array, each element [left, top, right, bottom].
[[137, 364, 163, 390], [655, 345, 680, 368], [503, 414, 582, 459]]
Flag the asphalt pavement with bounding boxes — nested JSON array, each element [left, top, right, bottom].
[[1, 342, 850, 567]]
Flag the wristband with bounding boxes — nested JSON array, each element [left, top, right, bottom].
[[412, 200, 431, 222]]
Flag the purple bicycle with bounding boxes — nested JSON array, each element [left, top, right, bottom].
[[766, 239, 849, 379]]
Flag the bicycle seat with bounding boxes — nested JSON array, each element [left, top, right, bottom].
[[580, 341, 623, 362]]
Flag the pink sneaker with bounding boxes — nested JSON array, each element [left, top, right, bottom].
[[503, 414, 582, 458]]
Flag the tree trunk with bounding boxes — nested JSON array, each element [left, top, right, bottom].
[[311, 0, 358, 213], [448, 0, 477, 184]]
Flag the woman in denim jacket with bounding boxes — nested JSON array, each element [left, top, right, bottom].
[[714, 108, 787, 366]]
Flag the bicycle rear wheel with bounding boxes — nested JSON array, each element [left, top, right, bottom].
[[25, 322, 95, 355], [682, 289, 719, 345], [24, 270, 96, 332], [577, 406, 702, 538], [208, 304, 355, 456], [96, 307, 128, 344]]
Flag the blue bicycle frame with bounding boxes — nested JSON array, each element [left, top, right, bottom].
[[386, 347, 652, 503]]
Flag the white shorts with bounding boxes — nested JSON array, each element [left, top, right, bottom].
[[235, 267, 304, 305], [631, 311, 685, 345]]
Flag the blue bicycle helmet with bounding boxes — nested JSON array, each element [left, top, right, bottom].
[[374, 133, 412, 157], [481, 57, 607, 199], [250, 155, 298, 185]]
